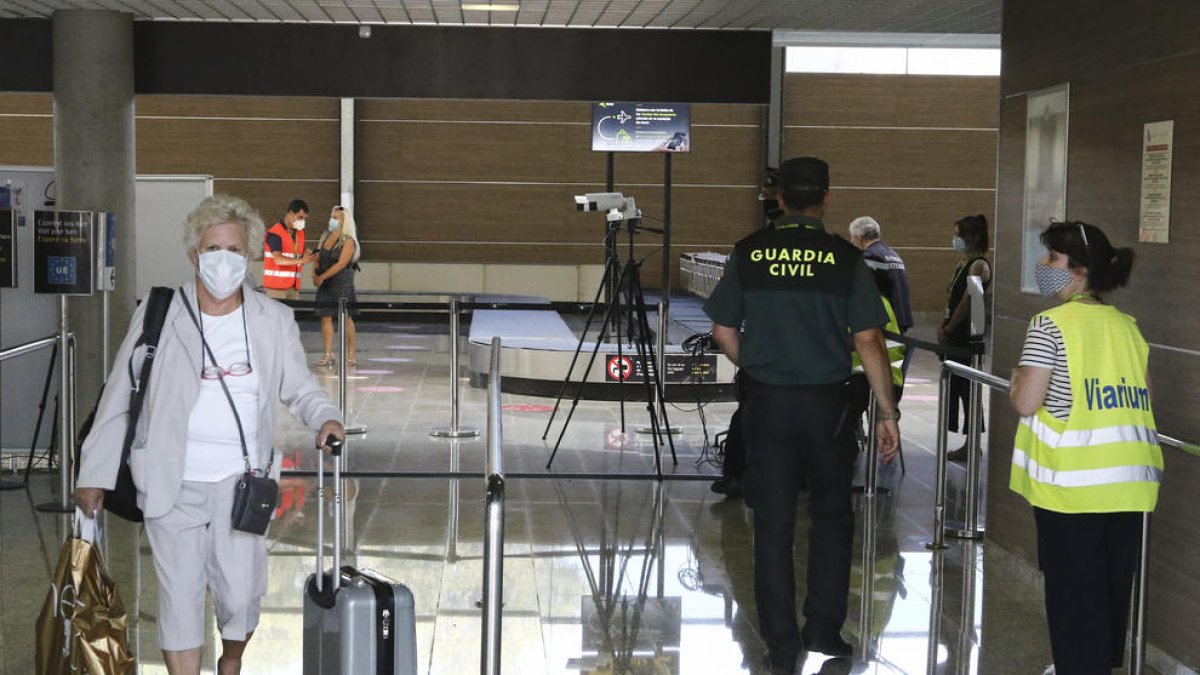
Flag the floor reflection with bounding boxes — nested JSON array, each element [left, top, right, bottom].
[[0, 315, 1106, 674]]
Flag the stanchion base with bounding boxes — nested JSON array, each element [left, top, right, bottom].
[[925, 541, 950, 551], [0, 479, 27, 491], [851, 485, 893, 496], [346, 426, 368, 436], [430, 427, 480, 438], [944, 524, 985, 540], [36, 501, 74, 513], [634, 426, 681, 435]]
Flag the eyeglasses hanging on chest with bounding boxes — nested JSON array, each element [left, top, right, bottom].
[[199, 306, 253, 380]]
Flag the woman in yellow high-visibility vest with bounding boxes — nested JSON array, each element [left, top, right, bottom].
[[1009, 222, 1161, 675]]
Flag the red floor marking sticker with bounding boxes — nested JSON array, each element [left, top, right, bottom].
[[502, 404, 554, 412]]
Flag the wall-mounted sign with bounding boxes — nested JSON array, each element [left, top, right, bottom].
[[33, 210, 95, 295], [0, 209, 15, 288], [1138, 120, 1173, 243], [592, 102, 691, 153]]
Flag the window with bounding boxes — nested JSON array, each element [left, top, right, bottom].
[[785, 46, 1001, 76]]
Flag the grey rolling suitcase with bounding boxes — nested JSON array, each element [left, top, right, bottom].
[[303, 438, 418, 675]]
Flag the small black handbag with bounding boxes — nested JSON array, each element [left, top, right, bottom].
[[180, 289, 278, 536], [231, 469, 279, 535]]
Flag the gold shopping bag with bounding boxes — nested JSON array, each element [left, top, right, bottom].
[[35, 511, 134, 674]]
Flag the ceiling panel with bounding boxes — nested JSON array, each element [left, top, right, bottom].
[[0, 0, 1003, 33]]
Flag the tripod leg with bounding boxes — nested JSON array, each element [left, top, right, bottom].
[[623, 263, 664, 479], [632, 269, 678, 467], [548, 262, 636, 469], [543, 256, 617, 440], [18, 343, 59, 486]]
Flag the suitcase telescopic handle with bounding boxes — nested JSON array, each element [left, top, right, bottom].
[[316, 435, 344, 594]]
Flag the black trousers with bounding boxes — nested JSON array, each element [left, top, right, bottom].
[[1034, 508, 1142, 675], [742, 377, 856, 667]]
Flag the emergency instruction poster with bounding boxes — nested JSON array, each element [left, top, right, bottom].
[[592, 102, 691, 153], [34, 210, 95, 295], [0, 209, 14, 288], [1138, 120, 1173, 243]]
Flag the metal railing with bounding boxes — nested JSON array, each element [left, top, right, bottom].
[[0, 335, 65, 492], [1, 329, 76, 509], [923, 360, 1200, 675], [481, 336, 505, 675]]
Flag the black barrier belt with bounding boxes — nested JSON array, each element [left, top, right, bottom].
[[883, 330, 984, 361], [279, 299, 657, 314], [282, 470, 715, 481]]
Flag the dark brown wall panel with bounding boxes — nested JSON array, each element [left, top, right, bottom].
[[356, 182, 757, 253], [137, 95, 340, 120], [785, 74, 1000, 129], [995, 1, 1200, 665], [212, 179, 341, 233], [0, 116, 53, 167], [358, 121, 603, 183], [0, 92, 52, 115], [822, 188, 996, 248], [136, 118, 339, 178], [783, 128, 997, 189]]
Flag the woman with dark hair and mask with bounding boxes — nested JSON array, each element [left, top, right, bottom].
[[938, 214, 992, 460], [1009, 221, 1161, 675]]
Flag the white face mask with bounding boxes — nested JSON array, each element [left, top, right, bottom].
[[197, 250, 247, 300], [952, 235, 968, 252], [293, 218, 307, 231], [328, 218, 340, 231]]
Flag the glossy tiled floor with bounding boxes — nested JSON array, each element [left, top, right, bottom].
[[0, 310, 1157, 674]]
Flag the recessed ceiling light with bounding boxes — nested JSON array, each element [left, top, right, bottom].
[[461, 3, 520, 10]]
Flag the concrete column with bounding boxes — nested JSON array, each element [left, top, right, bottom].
[[53, 10, 136, 414], [340, 97, 355, 211], [765, 42, 786, 168]]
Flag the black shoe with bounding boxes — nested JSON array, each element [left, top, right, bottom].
[[800, 627, 852, 658], [946, 444, 969, 462], [763, 653, 798, 674], [710, 477, 743, 498]]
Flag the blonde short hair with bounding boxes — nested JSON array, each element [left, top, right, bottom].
[[182, 194, 265, 257]]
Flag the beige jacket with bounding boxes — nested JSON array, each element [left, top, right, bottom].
[[77, 281, 341, 519]]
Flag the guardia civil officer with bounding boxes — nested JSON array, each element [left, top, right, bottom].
[[704, 157, 900, 673], [711, 166, 785, 499]]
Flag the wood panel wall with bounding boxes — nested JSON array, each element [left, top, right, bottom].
[[355, 99, 763, 289], [991, 0, 1200, 667], [782, 74, 999, 313]]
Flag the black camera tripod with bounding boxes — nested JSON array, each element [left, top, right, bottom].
[[543, 217, 677, 478]]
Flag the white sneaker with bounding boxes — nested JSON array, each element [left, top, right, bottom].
[[1041, 665, 1055, 675]]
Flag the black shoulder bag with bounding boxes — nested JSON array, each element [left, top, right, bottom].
[[179, 289, 278, 536], [74, 287, 175, 522]]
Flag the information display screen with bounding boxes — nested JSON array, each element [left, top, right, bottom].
[[591, 102, 691, 153]]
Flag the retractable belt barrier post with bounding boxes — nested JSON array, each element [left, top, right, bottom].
[[482, 336, 505, 675], [337, 297, 367, 438], [432, 298, 480, 439]]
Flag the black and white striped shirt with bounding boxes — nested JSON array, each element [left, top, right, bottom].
[[1019, 315, 1072, 420]]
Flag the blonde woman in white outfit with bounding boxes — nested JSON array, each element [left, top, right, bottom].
[[75, 194, 345, 675]]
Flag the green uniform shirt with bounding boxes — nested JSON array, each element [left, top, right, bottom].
[[704, 215, 888, 385]]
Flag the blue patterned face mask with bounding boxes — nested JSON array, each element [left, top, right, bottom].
[[1035, 263, 1074, 297]]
